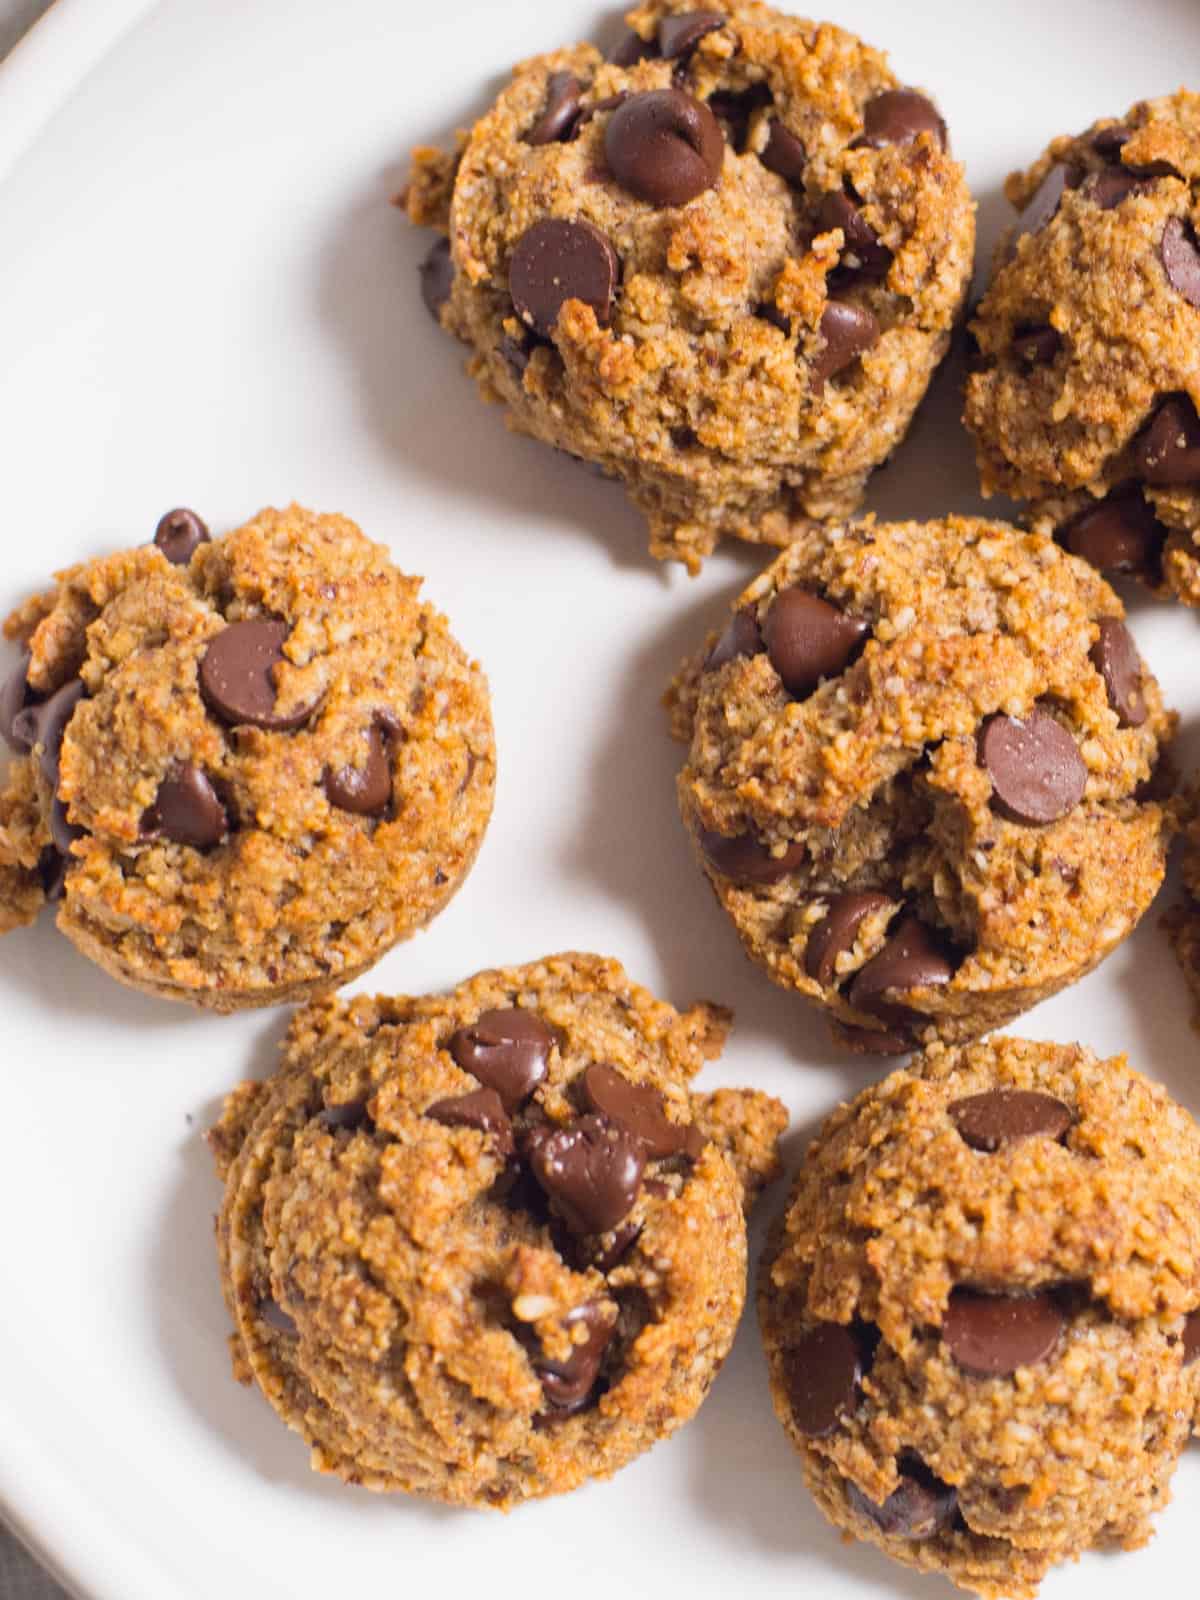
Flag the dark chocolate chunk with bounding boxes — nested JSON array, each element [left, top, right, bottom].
[[199, 619, 320, 731], [818, 191, 891, 279], [1092, 123, 1132, 157], [528, 72, 585, 146], [605, 88, 724, 208], [581, 1062, 705, 1161], [1161, 216, 1200, 308], [948, 1090, 1073, 1152], [1059, 490, 1166, 577], [419, 236, 454, 321], [509, 218, 619, 339], [1090, 617, 1147, 728], [141, 762, 228, 848], [764, 587, 870, 698], [0, 647, 33, 754], [449, 1007, 556, 1109], [978, 709, 1087, 826], [759, 119, 807, 185], [324, 723, 393, 815], [1135, 395, 1200, 485], [780, 1323, 864, 1438], [608, 29, 658, 67], [153, 508, 210, 566], [849, 915, 954, 1026], [1087, 165, 1144, 209], [13, 678, 85, 799], [427, 1087, 515, 1160], [1013, 163, 1073, 246], [942, 1289, 1065, 1376], [698, 826, 805, 883], [859, 89, 947, 151], [1183, 1309, 1200, 1367], [813, 301, 879, 382], [526, 1113, 645, 1234], [805, 892, 892, 987], [704, 609, 762, 670], [534, 1299, 616, 1412], [1012, 324, 1061, 365], [847, 1456, 958, 1540], [657, 10, 724, 61]]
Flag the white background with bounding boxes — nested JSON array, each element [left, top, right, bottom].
[[2, 4, 1200, 1599]]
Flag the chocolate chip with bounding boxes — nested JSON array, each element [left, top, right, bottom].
[[260, 1298, 298, 1336], [39, 846, 68, 902], [526, 1113, 645, 1234], [764, 587, 870, 699], [317, 1097, 372, 1132], [1183, 1309, 1200, 1367], [705, 609, 763, 670], [698, 826, 805, 883], [0, 647, 33, 754], [608, 29, 658, 67], [756, 301, 791, 334], [581, 1063, 705, 1161], [449, 1007, 556, 1109], [942, 1288, 1065, 1376], [978, 709, 1087, 826], [707, 84, 772, 148], [535, 1299, 615, 1412], [141, 762, 228, 848], [419, 236, 454, 321], [499, 331, 535, 377], [1012, 324, 1061, 365], [838, 1021, 914, 1056], [592, 1220, 642, 1274], [198, 618, 319, 731], [1091, 617, 1148, 728], [528, 72, 585, 146], [1087, 164, 1147, 209], [1060, 490, 1165, 577], [605, 88, 724, 208], [1092, 124, 1132, 157], [806, 892, 892, 986], [49, 794, 81, 854], [849, 915, 954, 1026], [859, 89, 947, 151], [818, 191, 891, 280], [658, 10, 723, 61], [153, 508, 210, 566], [948, 1090, 1074, 1152], [509, 218, 618, 339], [13, 677, 84, 792], [814, 301, 879, 383], [427, 1087, 515, 1159], [1013, 163, 1073, 245], [780, 1323, 863, 1437], [1135, 395, 1200, 485], [324, 723, 393, 815], [759, 119, 807, 185], [1162, 216, 1200, 307], [847, 1457, 958, 1540]]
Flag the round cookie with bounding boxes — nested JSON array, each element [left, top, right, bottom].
[[208, 952, 786, 1506], [404, 1, 974, 572], [0, 505, 494, 1009], [964, 91, 1200, 604], [667, 515, 1175, 1052], [759, 1036, 1200, 1600]]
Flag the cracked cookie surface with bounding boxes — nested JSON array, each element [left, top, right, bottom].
[[404, 0, 974, 571], [667, 515, 1175, 1052], [209, 952, 786, 1506], [758, 1036, 1200, 1599], [964, 91, 1200, 604], [0, 505, 494, 1009]]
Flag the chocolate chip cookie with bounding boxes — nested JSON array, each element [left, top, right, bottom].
[[964, 91, 1200, 604], [667, 515, 1175, 1052], [403, 1, 974, 571], [208, 952, 786, 1505], [0, 505, 494, 1009], [759, 1035, 1200, 1599]]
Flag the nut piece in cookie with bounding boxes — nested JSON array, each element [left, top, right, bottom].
[[759, 1036, 1200, 1599], [403, 1, 975, 571], [209, 952, 786, 1506], [0, 504, 495, 1009], [668, 514, 1175, 1052]]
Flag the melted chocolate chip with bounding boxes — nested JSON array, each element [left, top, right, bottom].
[[324, 723, 393, 815], [847, 1456, 958, 1540], [0, 647, 33, 754], [592, 1219, 642, 1274], [818, 191, 891, 280], [706, 84, 771, 149], [1162, 216, 1200, 307], [1092, 124, 1132, 157], [978, 709, 1087, 826], [838, 1021, 915, 1056], [1135, 395, 1200, 485], [1059, 490, 1166, 577], [526, 1114, 645, 1234], [1183, 1309, 1200, 1367], [1013, 163, 1073, 246], [658, 10, 724, 61], [419, 236, 454, 321], [764, 587, 870, 698], [581, 1063, 705, 1161], [608, 29, 658, 67], [1091, 617, 1148, 728], [759, 119, 807, 185], [698, 826, 805, 883], [535, 1299, 615, 1412], [1012, 324, 1061, 365], [317, 1097, 372, 1132], [942, 1289, 1065, 1376], [39, 846, 68, 902], [153, 508, 210, 566], [427, 1087, 515, 1160], [849, 915, 954, 1026], [605, 88, 724, 208], [781, 1323, 865, 1437], [13, 678, 85, 798], [813, 301, 879, 383], [805, 892, 892, 987], [859, 89, 947, 151], [948, 1090, 1073, 1152], [199, 619, 320, 731], [449, 1007, 556, 1109], [704, 609, 762, 670], [528, 72, 585, 146], [141, 762, 228, 849], [1088, 165, 1145, 209], [509, 218, 619, 339]]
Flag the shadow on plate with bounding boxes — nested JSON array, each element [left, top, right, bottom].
[[0, 910, 199, 1026]]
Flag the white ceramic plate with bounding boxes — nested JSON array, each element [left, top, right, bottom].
[[2, 3, 1199, 1597]]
